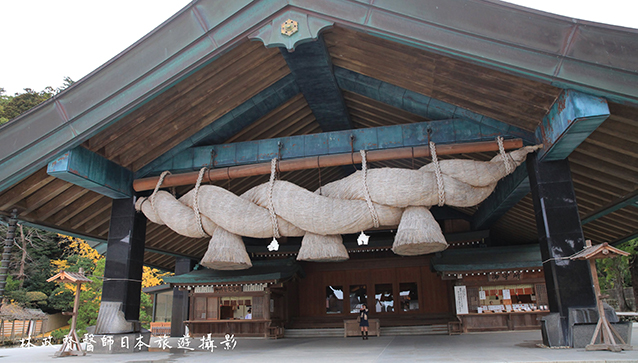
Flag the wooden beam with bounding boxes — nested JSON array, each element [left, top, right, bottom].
[[21, 179, 73, 215], [582, 190, 638, 225], [144, 246, 200, 262], [36, 186, 89, 221], [47, 146, 133, 199], [64, 199, 111, 230], [134, 138, 523, 191], [333, 67, 535, 142], [0, 168, 55, 211], [280, 37, 353, 132], [145, 118, 524, 176], [536, 90, 609, 161], [49, 193, 105, 225], [472, 164, 530, 230]]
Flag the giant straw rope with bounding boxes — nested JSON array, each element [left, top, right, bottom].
[[136, 140, 541, 270]]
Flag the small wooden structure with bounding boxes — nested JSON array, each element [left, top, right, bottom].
[[47, 268, 92, 357], [344, 319, 380, 338], [570, 241, 632, 352]]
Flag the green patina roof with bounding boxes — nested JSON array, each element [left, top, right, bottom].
[[164, 258, 303, 285], [431, 245, 542, 273]]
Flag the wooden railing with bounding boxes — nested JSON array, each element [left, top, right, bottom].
[[150, 322, 171, 336], [1, 319, 45, 342]]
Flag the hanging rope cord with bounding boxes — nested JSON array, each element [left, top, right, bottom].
[[429, 141, 446, 207], [150, 170, 172, 218], [497, 136, 517, 175], [267, 158, 281, 239], [360, 150, 380, 228], [193, 167, 209, 237]]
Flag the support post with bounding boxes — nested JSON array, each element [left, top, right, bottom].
[[95, 196, 147, 334], [0, 209, 17, 303], [171, 258, 195, 337], [527, 153, 597, 347]]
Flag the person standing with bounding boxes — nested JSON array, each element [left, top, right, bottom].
[[359, 304, 369, 340], [245, 308, 252, 319]]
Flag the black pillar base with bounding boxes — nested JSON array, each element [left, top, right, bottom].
[[96, 197, 147, 334], [527, 154, 597, 347], [171, 258, 196, 337]]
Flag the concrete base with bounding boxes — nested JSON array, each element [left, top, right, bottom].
[[95, 301, 140, 334], [572, 322, 633, 348], [85, 331, 151, 354]]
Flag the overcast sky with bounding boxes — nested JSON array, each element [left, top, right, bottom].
[[1, 0, 636, 96]]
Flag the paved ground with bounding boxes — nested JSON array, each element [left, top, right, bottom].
[[3, 329, 638, 362]]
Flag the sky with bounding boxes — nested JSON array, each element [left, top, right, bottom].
[[1, 0, 637, 96]]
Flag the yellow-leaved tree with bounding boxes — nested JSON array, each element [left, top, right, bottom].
[[50, 236, 173, 338]]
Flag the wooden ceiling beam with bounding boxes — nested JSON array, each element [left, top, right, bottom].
[[569, 164, 635, 192], [64, 199, 111, 230], [611, 230, 638, 247], [21, 179, 74, 216], [569, 154, 637, 182], [49, 193, 105, 225], [280, 37, 353, 132], [135, 138, 523, 191], [36, 185, 89, 221], [586, 133, 638, 159], [119, 54, 288, 167], [0, 168, 55, 211], [82, 209, 112, 234], [95, 42, 270, 155], [224, 94, 308, 143], [128, 63, 291, 171], [581, 189, 638, 225], [575, 142, 638, 173]]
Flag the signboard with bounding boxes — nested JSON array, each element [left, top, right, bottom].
[[502, 289, 511, 300], [192, 283, 267, 294], [454, 286, 469, 315]]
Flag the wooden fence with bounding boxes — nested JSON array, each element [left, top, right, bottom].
[[150, 322, 171, 336], [1, 319, 45, 342]]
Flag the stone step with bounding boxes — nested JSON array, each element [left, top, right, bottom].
[[284, 324, 449, 338], [284, 328, 344, 338], [381, 324, 448, 336]]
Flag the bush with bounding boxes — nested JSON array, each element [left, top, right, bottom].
[[26, 291, 48, 306], [51, 327, 70, 343]]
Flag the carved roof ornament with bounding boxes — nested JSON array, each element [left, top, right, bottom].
[[249, 10, 334, 51], [281, 19, 298, 37]]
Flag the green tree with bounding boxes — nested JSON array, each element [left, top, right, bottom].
[[2, 224, 68, 313], [0, 87, 12, 124], [0, 77, 74, 124], [0, 88, 53, 121], [596, 238, 638, 311]]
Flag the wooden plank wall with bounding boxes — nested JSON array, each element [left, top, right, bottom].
[[295, 255, 451, 324]]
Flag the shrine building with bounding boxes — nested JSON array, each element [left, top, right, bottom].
[[0, 0, 637, 349]]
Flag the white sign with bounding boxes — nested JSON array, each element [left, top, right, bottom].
[[243, 283, 266, 292], [194, 286, 216, 293], [502, 289, 511, 300], [454, 286, 469, 315], [479, 290, 486, 300]]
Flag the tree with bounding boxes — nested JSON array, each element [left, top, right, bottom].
[[597, 238, 638, 311], [0, 87, 12, 124], [49, 236, 172, 333], [0, 77, 74, 124], [2, 224, 68, 313], [0, 88, 53, 121]]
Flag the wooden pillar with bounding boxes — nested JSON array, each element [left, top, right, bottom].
[[171, 258, 195, 337], [527, 154, 597, 347], [95, 196, 147, 334]]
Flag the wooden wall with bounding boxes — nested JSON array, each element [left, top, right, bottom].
[[291, 255, 452, 328]]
